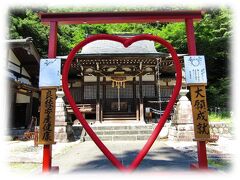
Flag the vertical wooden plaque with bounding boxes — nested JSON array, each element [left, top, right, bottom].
[[190, 85, 210, 140], [38, 88, 56, 145]]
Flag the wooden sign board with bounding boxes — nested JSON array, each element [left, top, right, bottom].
[[38, 88, 56, 144], [190, 85, 210, 140]]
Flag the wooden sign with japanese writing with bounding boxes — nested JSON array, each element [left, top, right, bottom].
[[190, 85, 210, 140], [38, 88, 56, 144]]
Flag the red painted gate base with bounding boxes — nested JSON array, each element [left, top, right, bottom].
[[190, 163, 214, 172], [190, 163, 201, 169]]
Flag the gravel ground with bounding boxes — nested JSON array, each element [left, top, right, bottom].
[[165, 135, 233, 171], [5, 140, 81, 174]]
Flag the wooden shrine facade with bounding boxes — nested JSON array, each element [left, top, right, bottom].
[[61, 37, 185, 122]]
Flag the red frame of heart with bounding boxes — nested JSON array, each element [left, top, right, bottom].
[[62, 34, 182, 171], [40, 10, 208, 172]]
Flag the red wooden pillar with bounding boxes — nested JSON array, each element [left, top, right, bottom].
[[42, 21, 58, 172], [185, 18, 208, 169]]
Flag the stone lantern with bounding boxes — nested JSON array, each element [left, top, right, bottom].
[[168, 88, 195, 141]]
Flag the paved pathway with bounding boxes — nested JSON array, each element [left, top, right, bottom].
[[52, 140, 195, 173], [7, 136, 233, 174]]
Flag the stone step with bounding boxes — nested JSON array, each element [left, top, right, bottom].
[[101, 120, 139, 124], [83, 125, 169, 141], [92, 129, 153, 135], [73, 124, 170, 141], [89, 124, 156, 131], [84, 135, 162, 141]]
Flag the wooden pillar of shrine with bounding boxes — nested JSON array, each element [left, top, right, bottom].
[[96, 75, 101, 122], [139, 75, 144, 122]]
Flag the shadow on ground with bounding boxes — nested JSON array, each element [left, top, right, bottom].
[[68, 146, 195, 173]]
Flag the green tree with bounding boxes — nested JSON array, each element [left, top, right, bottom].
[[207, 77, 230, 109], [9, 9, 49, 56], [8, 8, 231, 109], [8, 8, 72, 56], [195, 8, 231, 84], [195, 9, 231, 110], [154, 8, 231, 109]]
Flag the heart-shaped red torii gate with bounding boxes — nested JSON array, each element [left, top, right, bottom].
[[62, 34, 182, 171]]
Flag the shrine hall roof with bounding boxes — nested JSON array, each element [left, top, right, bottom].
[[57, 34, 186, 78], [57, 34, 186, 68], [80, 37, 164, 55]]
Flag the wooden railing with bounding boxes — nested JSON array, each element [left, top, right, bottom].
[[65, 104, 96, 114]]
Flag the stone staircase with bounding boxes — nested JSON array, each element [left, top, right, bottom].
[[75, 123, 170, 141], [103, 113, 136, 121]]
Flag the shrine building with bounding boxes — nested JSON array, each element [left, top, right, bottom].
[[59, 34, 186, 124], [7, 38, 40, 131]]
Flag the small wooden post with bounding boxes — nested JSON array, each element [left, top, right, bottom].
[[34, 126, 38, 147]]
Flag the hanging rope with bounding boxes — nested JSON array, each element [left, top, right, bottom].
[[117, 86, 120, 111], [156, 58, 162, 113], [111, 78, 128, 111]]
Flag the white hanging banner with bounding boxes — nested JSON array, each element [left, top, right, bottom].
[[184, 56, 207, 84], [39, 58, 61, 87]]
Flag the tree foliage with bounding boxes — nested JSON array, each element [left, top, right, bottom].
[[195, 9, 231, 110], [8, 7, 231, 109], [9, 9, 50, 56]]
